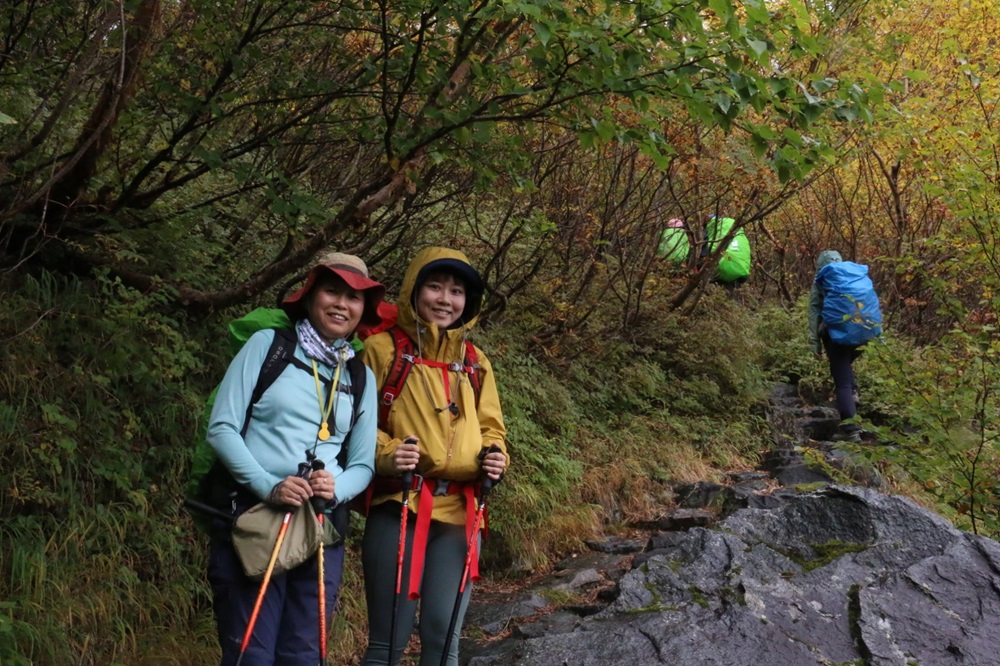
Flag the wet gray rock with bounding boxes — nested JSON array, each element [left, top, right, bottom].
[[582, 537, 646, 554], [460, 383, 996, 665], [512, 611, 580, 639], [761, 446, 833, 485], [465, 486, 1000, 666], [674, 481, 726, 508], [551, 567, 601, 591], [728, 470, 770, 491], [631, 507, 713, 531]]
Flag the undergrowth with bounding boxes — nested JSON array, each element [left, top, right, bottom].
[[1, 270, 215, 665]]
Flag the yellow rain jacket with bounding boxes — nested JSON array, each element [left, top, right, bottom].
[[363, 247, 508, 526]]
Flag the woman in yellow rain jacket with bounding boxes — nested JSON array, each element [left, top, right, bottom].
[[361, 247, 508, 666]]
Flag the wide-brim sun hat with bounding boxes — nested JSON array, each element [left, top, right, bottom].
[[282, 252, 386, 328]]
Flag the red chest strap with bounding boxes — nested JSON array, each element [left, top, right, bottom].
[[377, 326, 483, 428]]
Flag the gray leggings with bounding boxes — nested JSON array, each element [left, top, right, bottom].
[[362, 503, 475, 666]]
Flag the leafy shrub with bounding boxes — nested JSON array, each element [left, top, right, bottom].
[[861, 330, 1000, 536]]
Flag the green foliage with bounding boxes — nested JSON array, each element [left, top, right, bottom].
[[862, 331, 1000, 536], [0, 271, 215, 664], [756, 298, 829, 384]]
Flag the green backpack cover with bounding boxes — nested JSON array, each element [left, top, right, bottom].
[[657, 226, 690, 264], [705, 216, 751, 283]]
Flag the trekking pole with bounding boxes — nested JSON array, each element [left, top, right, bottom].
[[304, 354, 346, 665], [235, 461, 311, 666], [389, 437, 418, 665], [309, 455, 328, 666], [439, 445, 501, 666]]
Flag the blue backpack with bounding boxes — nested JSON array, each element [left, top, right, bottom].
[[816, 261, 882, 346]]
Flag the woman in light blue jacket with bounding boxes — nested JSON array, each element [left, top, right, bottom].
[[207, 252, 383, 665]]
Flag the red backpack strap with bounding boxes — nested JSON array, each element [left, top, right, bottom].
[[378, 327, 417, 428], [464, 341, 482, 408]]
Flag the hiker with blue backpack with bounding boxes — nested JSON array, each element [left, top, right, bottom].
[[808, 250, 883, 443], [204, 252, 384, 665], [359, 247, 508, 666]]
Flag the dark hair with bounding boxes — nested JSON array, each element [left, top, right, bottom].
[[420, 268, 467, 290], [413, 265, 482, 325]]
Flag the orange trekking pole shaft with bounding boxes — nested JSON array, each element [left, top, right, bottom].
[[389, 437, 418, 665], [458, 488, 489, 594], [311, 457, 328, 666], [235, 510, 293, 666], [395, 472, 414, 596]]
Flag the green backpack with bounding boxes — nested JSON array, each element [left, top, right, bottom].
[[657, 225, 690, 264], [705, 215, 751, 283], [185, 308, 366, 531]]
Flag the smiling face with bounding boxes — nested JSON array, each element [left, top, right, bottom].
[[415, 271, 467, 329], [305, 273, 364, 341]]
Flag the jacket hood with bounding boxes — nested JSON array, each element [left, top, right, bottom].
[[816, 250, 842, 270], [397, 247, 484, 338]]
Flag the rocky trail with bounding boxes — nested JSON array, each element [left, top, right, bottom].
[[454, 384, 1000, 666]]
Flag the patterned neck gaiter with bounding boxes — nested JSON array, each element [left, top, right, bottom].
[[295, 318, 355, 367]]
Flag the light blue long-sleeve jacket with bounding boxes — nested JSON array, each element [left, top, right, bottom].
[[207, 329, 377, 503]]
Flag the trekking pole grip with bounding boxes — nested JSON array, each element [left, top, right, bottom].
[[401, 436, 418, 490], [479, 444, 503, 496], [310, 458, 327, 513]]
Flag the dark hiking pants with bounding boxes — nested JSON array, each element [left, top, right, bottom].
[[822, 332, 862, 426], [209, 535, 345, 666], [361, 502, 475, 666]]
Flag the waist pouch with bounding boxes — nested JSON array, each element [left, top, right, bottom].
[[231, 501, 341, 581]]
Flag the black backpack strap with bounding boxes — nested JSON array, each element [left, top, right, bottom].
[[240, 327, 308, 437], [336, 355, 367, 470], [325, 354, 366, 539]]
